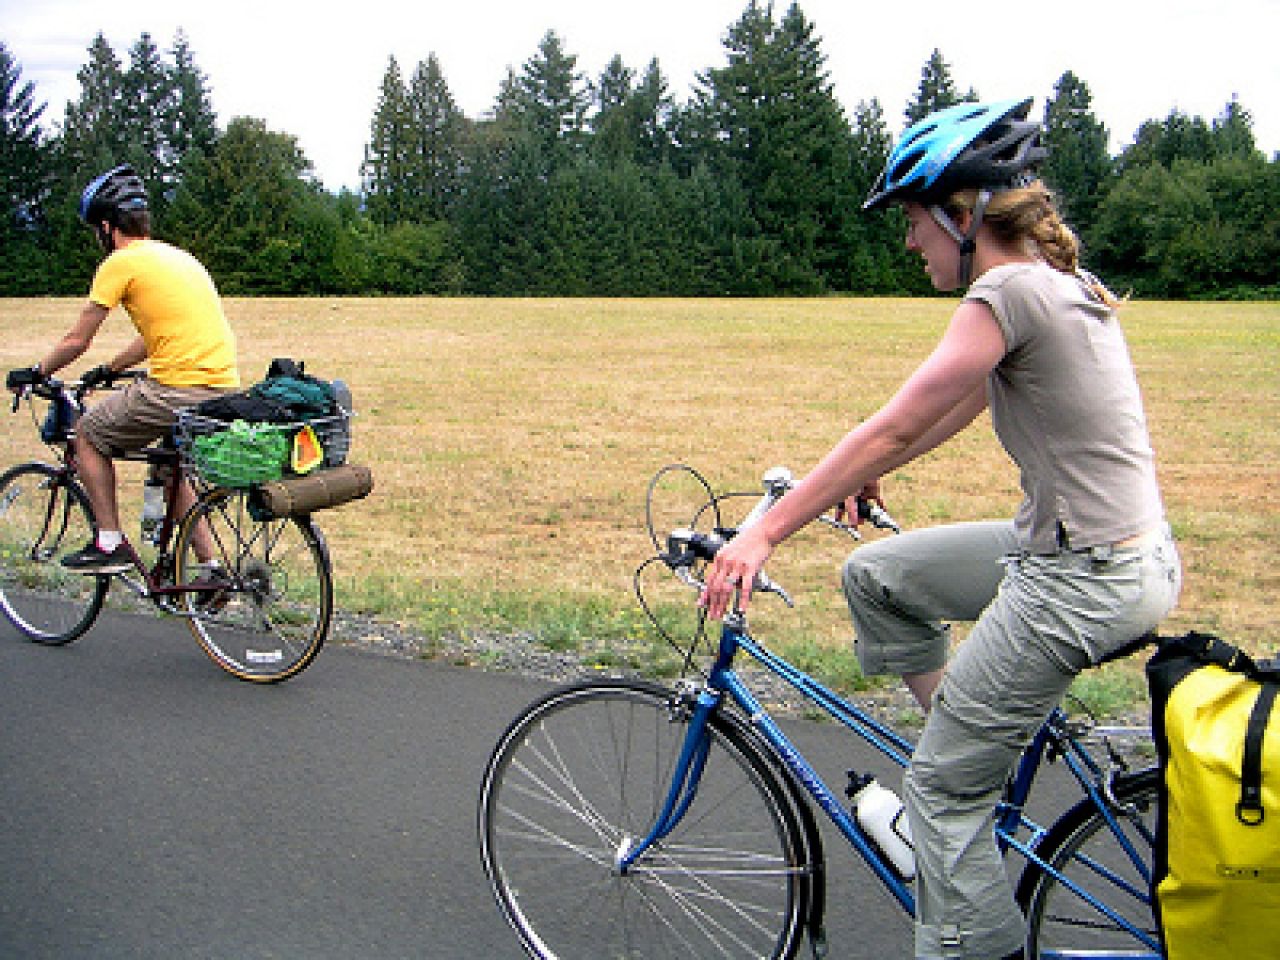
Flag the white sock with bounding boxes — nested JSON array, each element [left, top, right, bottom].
[[97, 530, 124, 551]]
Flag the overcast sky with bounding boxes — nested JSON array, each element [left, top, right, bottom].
[[4, 0, 1277, 192]]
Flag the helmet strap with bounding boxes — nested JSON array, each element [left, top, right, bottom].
[[929, 188, 993, 287]]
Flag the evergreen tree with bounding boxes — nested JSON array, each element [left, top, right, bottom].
[[590, 56, 674, 168], [121, 33, 172, 207], [506, 31, 591, 173], [904, 49, 976, 125], [48, 33, 132, 287], [847, 97, 920, 293], [771, 2, 856, 289], [361, 56, 412, 226], [1119, 109, 1216, 171], [590, 54, 635, 164], [405, 53, 466, 221], [1041, 71, 1111, 237], [849, 98, 891, 199], [59, 33, 129, 180], [1212, 96, 1257, 157], [167, 116, 316, 291], [0, 42, 50, 294], [0, 42, 47, 224], [168, 32, 218, 164], [629, 59, 674, 168], [688, 1, 855, 292]]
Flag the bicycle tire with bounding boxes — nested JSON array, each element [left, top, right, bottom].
[[479, 678, 810, 960], [174, 487, 331, 682], [0, 462, 107, 645], [1016, 766, 1161, 959]]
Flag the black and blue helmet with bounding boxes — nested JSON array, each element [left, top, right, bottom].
[[864, 98, 1046, 210], [79, 164, 148, 225]]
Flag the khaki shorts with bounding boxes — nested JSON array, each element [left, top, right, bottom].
[[77, 378, 227, 457]]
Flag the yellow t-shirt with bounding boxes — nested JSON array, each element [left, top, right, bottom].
[[89, 239, 239, 388]]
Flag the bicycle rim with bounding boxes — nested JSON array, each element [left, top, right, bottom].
[[175, 489, 331, 682], [1018, 768, 1161, 959], [479, 679, 807, 959], [0, 463, 106, 644]]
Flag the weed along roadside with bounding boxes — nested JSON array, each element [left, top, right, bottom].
[[3, 297, 1276, 719]]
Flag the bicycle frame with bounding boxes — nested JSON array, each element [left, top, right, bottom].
[[617, 614, 1162, 959], [122, 447, 224, 608], [43, 433, 221, 610]]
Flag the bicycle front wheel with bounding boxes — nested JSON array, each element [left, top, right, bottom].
[[479, 679, 808, 960], [174, 488, 332, 682], [0, 462, 107, 644], [1017, 767, 1161, 959]]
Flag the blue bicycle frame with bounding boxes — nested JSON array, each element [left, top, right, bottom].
[[617, 614, 1161, 960]]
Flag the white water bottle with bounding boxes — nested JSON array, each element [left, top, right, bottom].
[[141, 473, 165, 544], [850, 773, 916, 880]]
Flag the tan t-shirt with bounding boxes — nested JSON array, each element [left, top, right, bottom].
[[965, 262, 1164, 552], [89, 239, 239, 389]]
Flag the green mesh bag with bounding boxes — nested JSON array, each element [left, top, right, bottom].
[[191, 420, 290, 488]]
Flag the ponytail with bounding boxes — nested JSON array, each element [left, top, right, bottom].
[[943, 182, 1121, 307]]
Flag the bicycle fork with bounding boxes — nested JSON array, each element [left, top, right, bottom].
[[613, 683, 719, 875], [20, 473, 73, 562]]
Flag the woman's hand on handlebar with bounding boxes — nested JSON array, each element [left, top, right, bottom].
[[700, 524, 774, 620], [835, 480, 886, 529]]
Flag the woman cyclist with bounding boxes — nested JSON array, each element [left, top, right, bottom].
[[701, 97, 1181, 960]]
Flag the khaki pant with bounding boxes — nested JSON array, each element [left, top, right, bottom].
[[77, 378, 227, 457], [842, 521, 1181, 959]]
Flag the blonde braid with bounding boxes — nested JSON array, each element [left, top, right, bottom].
[[944, 183, 1121, 307]]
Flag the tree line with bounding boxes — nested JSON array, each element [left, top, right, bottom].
[[3, 1, 1277, 299]]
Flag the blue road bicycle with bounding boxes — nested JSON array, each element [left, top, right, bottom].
[[478, 465, 1161, 959]]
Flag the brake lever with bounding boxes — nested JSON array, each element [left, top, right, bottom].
[[753, 571, 793, 608], [857, 498, 902, 534], [817, 513, 862, 540]]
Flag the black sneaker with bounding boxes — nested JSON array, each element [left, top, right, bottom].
[[61, 540, 133, 574], [190, 567, 233, 613]]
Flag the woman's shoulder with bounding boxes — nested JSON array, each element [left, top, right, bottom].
[[969, 260, 1054, 292], [971, 262, 1098, 311]]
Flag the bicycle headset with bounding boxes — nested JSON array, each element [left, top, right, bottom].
[[864, 97, 1048, 286], [79, 164, 149, 226]]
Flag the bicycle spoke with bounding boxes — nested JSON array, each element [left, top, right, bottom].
[[0, 464, 105, 644], [480, 681, 805, 959], [175, 488, 330, 682]]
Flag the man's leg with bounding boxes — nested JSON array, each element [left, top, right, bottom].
[[59, 431, 132, 572], [73, 431, 121, 532]]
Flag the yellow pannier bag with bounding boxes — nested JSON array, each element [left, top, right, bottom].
[[1147, 632, 1280, 960]]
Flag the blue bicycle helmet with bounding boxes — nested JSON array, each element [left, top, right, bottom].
[[863, 97, 1046, 211], [79, 164, 148, 225]]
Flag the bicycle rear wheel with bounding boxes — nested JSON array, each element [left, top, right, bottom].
[[1017, 767, 1161, 959], [0, 462, 107, 644], [174, 488, 332, 682], [479, 679, 809, 959]]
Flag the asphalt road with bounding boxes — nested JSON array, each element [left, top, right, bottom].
[[0, 604, 915, 959]]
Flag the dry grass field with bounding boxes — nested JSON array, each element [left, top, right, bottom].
[[2, 296, 1277, 700]]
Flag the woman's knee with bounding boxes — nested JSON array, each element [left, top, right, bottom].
[[844, 549, 949, 676]]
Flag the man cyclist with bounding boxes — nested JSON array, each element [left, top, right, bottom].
[[6, 164, 239, 573]]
